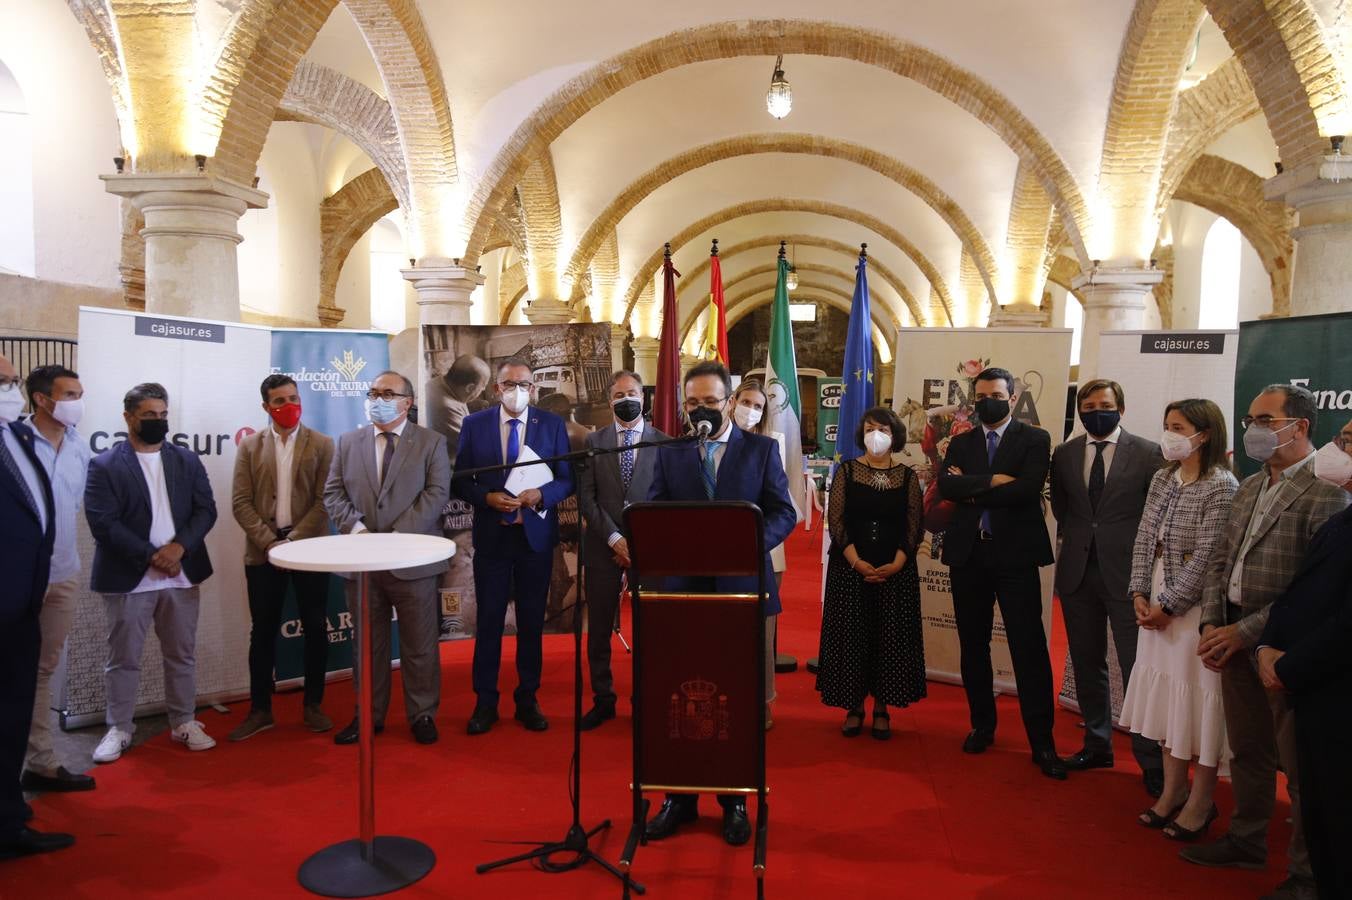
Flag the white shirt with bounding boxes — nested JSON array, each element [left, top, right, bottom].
[[131, 450, 192, 593], [1227, 449, 1317, 606], [374, 418, 408, 484], [703, 421, 733, 474], [981, 417, 1012, 450], [271, 425, 296, 530], [1082, 425, 1122, 485], [499, 404, 528, 463]]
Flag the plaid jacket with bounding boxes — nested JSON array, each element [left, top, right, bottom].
[[1200, 462, 1350, 646], [1128, 465, 1238, 615]]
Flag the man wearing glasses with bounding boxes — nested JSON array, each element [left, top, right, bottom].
[[1183, 385, 1348, 900], [453, 358, 574, 736], [324, 371, 450, 746]]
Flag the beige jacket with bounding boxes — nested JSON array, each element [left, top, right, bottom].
[[232, 423, 335, 565]]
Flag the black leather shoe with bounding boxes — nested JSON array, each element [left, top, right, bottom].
[[962, 730, 995, 754], [21, 766, 96, 793], [0, 827, 75, 861], [1032, 749, 1068, 780], [411, 715, 438, 745], [721, 802, 751, 846], [579, 704, 616, 731], [515, 703, 549, 732], [1143, 769, 1165, 798], [466, 706, 499, 736], [644, 798, 698, 840], [1064, 748, 1114, 771], [333, 719, 384, 745]]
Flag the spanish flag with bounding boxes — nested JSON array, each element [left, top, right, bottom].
[[700, 238, 729, 364]]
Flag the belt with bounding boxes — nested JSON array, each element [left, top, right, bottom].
[[276, 526, 294, 540]]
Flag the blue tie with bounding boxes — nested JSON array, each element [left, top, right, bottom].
[[620, 428, 635, 489], [981, 429, 998, 536], [503, 419, 521, 524], [701, 442, 718, 499]]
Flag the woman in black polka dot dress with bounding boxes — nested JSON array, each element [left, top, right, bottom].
[[815, 405, 926, 739]]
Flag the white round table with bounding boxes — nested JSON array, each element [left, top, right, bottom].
[[270, 533, 455, 898]]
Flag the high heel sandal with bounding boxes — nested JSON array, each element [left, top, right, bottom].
[[871, 706, 891, 741], [1138, 798, 1187, 829], [1163, 804, 1219, 842], [842, 707, 865, 738]]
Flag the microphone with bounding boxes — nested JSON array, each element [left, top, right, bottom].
[[695, 418, 713, 442]]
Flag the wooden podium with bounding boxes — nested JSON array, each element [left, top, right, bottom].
[[619, 501, 770, 898]]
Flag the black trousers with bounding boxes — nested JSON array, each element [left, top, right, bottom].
[[472, 526, 553, 709], [1, 610, 39, 840], [949, 541, 1056, 753], [584, 554, 624, 709], [245, 562, 330, 711], [1295, 697, 1351, 899]]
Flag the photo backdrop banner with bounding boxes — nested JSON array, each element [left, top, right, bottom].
[[892, 328, 1072, 692], [65, 308, 387, 727], [422, 323, 612, 640]]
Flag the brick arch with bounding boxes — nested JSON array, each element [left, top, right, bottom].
[[715, 288, 897, 362], [1159, 57, 1261, 214], [619, 200, 954, 328], [461, 19, 1093, 268], [1002, 161, 1055, 306], [675, 238, 918, 328], [1172, 153, 1293, 316], [516, 151, 564, 300], [559, 134, 999, 303], [319, 168, 399, 327], [681, 269, 899, 343], [65, 0, 134, 156], [276, 60, 410, 209]]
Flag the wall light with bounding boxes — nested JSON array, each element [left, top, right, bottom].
[[194, 154, 206, 172], [113, 156, 125, 174]]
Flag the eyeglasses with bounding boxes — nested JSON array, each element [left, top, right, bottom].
[[497, 380, 534, 391], [1239, 415, 1298, 430], [1336, 435, 1351, 450], [0, 378, 19, 391], [366, 390, 410, 402]]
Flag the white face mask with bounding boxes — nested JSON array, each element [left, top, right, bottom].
[[0, 384, 22, 424], [501, 387, 530, 415], [864, 429, 893, 457], [1312, 440, 1352, 488], [733, 405, 762, 430], [52, 398, 84, 429], [1159, 430, 1199, 462]]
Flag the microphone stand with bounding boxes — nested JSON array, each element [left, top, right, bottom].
[[462, 423, 697, 893]]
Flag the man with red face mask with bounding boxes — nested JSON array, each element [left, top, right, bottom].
[[229, 374, 336, 741]]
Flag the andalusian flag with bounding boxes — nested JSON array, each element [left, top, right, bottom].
[[700, 238, 729, 363], [836, 244, 874, 462], [765, 242, 805, 514]]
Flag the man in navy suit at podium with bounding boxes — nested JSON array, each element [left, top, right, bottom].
[[643, 360, 797, 847], [453, 357, 574, 736]]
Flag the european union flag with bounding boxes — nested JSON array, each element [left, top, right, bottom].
[[836, 244, 874, 462]]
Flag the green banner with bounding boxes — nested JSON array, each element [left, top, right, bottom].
[[817, 378, 842, 457], [1234, 312, 1352, 478]]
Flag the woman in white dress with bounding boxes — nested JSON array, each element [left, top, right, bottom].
[[1119, 398, 1238, 841]]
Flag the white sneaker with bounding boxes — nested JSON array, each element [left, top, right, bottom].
[[171, 720, 217, 752], [93, 727, 133, 764]]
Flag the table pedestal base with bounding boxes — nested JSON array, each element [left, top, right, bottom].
[[298, 837, 436, 897]]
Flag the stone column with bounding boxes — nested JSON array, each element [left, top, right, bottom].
[[877, 361, 895, 405], [102, 173, 267, 321], [1268, 152, 1352, 317], [522, 297, 576, 325], [631, 337, 661, 384], [1070, 267, 1163, 381], [609, 323, 629, 372], [401, 263, 485, 326]]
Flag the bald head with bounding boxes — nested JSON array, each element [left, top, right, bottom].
[[445, 354, 491, 401]]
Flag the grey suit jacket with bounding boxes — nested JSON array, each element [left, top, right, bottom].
[[577, 422, 667, 566], [1050, 429, 1162, 602], [323, 421, 451, 581]]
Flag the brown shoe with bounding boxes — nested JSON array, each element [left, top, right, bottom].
[[303, 705, 333, 733], [227, 710, 275, 742]]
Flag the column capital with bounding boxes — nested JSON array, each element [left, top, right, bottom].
[[102, 172, 269, 215], [402, 265, 485, 326], [1070, 266, 1163, 314], [522, 296, 576, 325], [986, 303, 1050, 327]]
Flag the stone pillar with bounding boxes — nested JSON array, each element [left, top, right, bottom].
[[1070, 267, 1163, 382], [986, 303, 1050, 328], [523, 297, 575, 325], [102, 173, 267, 321], [401, 263, 485, 327], [1269, 152, 1352, 317], [877, 361, 895, 405], [609, 323, 629, 372], [631, 337, 661, 384], [679, 353, 701, 374]]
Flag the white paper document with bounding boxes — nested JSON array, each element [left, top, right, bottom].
[[504, 444, 551, 518]]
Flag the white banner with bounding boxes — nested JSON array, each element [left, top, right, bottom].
[[892, 328, 1072, 694]]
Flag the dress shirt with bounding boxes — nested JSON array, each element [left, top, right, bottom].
[[499, 404, 529, 464], [270, 424, 296, 531], [27, 419, 90, 584], [1082, 425, 1121, 485], [705, 420, 733, 473], [608, 418, 643, 548], [351, 419, 409, 535], [1227, 449, 1316, 606], [1, 420, 48, 535], [131, 449, 192, 593]]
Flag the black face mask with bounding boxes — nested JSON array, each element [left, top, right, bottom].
[[612, 398, 642, 424], [974, 397, 1010, 427], [688, 406, 723, 435], [1079, 408, 1121, 438], [137, 418, 170, 445]]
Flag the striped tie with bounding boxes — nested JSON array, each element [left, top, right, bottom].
[[701, 442, 717, 499]]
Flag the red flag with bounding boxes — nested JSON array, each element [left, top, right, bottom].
[[653, 243, 682, 436], [706, 238, 729, 364]]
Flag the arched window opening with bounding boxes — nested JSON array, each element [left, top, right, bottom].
[[1064, 293, 1083, 367], [0, 59, 35, 277], [369, 216, 408, 333], [1199, 217, 1241, 330]]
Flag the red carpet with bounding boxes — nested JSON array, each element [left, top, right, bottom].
[[4, 528, 1290, 899]]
